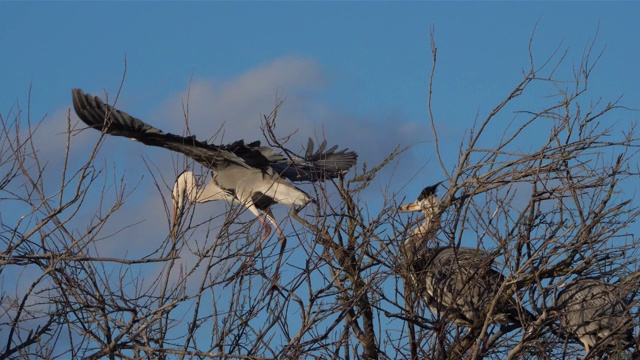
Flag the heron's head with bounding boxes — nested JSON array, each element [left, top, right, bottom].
[[399, 181, 443, 216], [399, 182, 444, 246], [171, 170, 197, 235]]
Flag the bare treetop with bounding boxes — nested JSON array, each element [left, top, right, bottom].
[[1, 32, 638, 359]]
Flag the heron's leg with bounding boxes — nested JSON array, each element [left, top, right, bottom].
[[238, 205, 285, 283], [263, 209, 286, 278], [230, 204, 270, 277], [244, 203, 272, 240], [223, 211, 269, 285], [257, 215, 273, 240], [261, 208, 284, 238], [246, 204, 273, 256], [464, 342, 477, 360], [226, 202, 285, 287]]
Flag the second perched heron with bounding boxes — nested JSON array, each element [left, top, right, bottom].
[[400, 183, 525, 328], [555, 278, 635, 356]]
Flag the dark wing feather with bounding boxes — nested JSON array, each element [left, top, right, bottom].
[[72, 88, 357, 178], [270, 138, 358, 182], [218, 137, 357, 182], [218, 140, 277, 169], [72, 89, 255, 169]]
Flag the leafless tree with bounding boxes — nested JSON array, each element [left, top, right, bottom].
[[1, 29, 638, 360], [373, 29, 640, 359]]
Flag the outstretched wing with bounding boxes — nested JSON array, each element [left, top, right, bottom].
[[73, 88, 357, 178], [72, 88, 259, 170], [222, 138, 358, 182]]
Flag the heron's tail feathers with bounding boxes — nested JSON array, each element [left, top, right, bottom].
[[271, 138, 358, 182], [305, 138, 358, 174]]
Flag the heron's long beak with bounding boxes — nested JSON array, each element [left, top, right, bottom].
[[399, 202, 421, 212]]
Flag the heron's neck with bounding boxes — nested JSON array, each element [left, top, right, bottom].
[[193, 176, 237, 204], [412, 215, 439, 238], [413, 196, 441, 237], [403, 208, 441, 256]]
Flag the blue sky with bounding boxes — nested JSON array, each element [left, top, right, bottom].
[[5, 2, 639, 120], [3, 2, 638, 186], [2, 2, 640, 356]]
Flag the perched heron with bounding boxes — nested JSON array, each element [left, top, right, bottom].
[[72, 89, 357, 269], [400, 182, 525, 328], [555, 278, 635, 356]]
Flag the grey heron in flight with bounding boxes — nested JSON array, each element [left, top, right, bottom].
[[400, 182, 526, 329], [72, 89, 357, 268], [555, 278, 635, 356]]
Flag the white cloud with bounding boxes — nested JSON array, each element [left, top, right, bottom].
[[153, 56, 325, 145], [146, 55, 436, 177]]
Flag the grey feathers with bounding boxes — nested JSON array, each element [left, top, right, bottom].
[[401, 183, 531, 328], [72, 88, 357, 181], [555, 279, 634, 351], [411, 246, 524, 327]]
